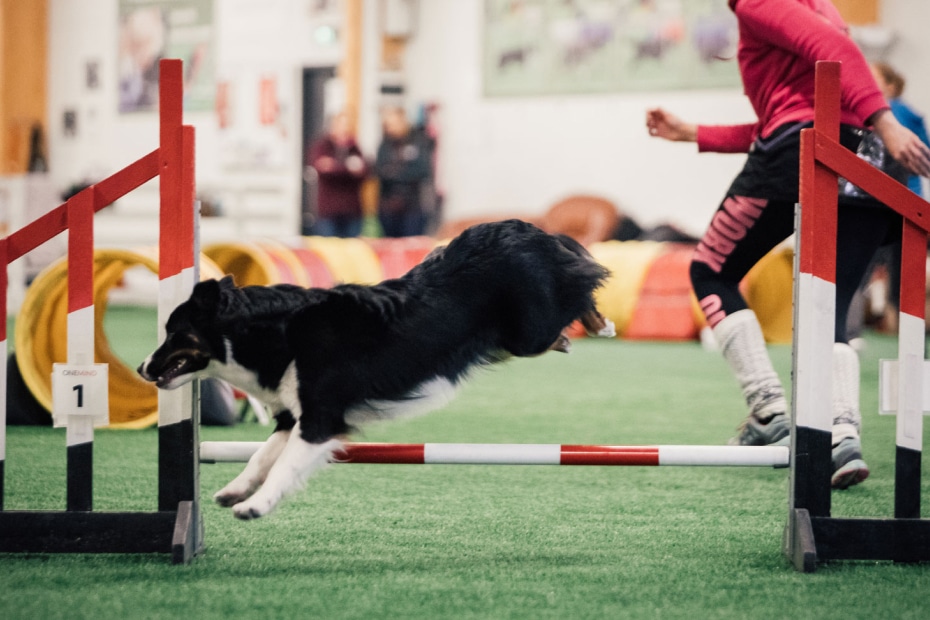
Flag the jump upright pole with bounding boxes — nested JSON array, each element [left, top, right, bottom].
[[785, 61, 930, 572], [200, 441, 790, 467]]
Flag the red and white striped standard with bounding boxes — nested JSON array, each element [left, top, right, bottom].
[[157, 60, 197, 433], [793, 61, 929, 523], [200, 441, 789, 467], [155, 59, 200, 516]]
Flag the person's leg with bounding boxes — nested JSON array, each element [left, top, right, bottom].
[[690, 196, 796, 445], [828, 203, 900, 488], [343, 216, 363, 238], [399, 211, 425, 237], [379, 212, 401, 238], [313, 218, 337, 237]]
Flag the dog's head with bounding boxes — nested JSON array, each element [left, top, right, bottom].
[[138, 276, 234, 389]]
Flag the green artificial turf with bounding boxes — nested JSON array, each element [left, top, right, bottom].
[[2, 306, 930, 619]]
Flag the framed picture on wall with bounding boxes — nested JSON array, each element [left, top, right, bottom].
[[118, 0, 215, 113], [483, 0, 741, 96]]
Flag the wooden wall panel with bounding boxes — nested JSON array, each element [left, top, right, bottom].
[[832, 0, 880, 25], [341, 0, 362, 132], [0, 0, 48, 174]]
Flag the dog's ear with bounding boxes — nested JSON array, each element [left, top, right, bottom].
[[189, 278, 228, 314]]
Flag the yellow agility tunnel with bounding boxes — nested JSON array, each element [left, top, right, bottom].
[[15, 248, 222, 429]]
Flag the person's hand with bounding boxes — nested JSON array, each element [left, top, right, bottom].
[[346, 155, 365, 174], [314, 156, 337, 172], [870, 109, 930, 177], [646, 107, 698, 143]]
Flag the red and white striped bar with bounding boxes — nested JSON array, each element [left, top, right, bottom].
[[200, 441, 789, 467]]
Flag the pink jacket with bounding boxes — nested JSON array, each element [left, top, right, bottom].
[[697, 0, 889, 153]]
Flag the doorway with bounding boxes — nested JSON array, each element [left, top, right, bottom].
[[300, 66, 337, 235]]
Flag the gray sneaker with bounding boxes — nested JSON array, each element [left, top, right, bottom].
[[831, 436, 869, 489], [728, 412, 791, 446]]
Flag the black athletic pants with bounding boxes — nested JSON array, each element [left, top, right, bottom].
[[690, 123, 902, 343]]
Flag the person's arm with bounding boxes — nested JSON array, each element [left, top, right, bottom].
[[376, 138, 431, 183], [646, 107, 696, 142], [914, 116, 930, 150], [313, 141, 367, 179], [869, 109, 930, 177], [309, 139, 338, 175], [696, 124, 758, 154], [646, 108, 757, 153]]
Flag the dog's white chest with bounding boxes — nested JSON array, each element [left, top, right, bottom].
[[207, 339, 300, 414]]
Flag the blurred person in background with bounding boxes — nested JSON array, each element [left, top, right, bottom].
[[308, 110, 369, 238], [861, 62, 930, 333], [375, 106, 432, 237], [872, 61, 930, 197]]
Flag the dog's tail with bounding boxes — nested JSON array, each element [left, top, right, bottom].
[[553, 233, 610, 295]]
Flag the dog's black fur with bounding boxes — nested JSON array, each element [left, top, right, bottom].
[[139, 219, 611, 517]]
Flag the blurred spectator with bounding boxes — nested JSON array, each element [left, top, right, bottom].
[[307, 110, 369, 237], [871, 61, 930, 196], [375, 106, 432, 237], [859, 62, 930, 335]]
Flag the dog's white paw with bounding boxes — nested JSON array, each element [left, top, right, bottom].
[[232, 493, 277, 520], [597, 318, 616, 338], [214, 481, 258, 507]]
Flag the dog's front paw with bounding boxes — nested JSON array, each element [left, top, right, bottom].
[[232, 493, 278, 520], [214, 481, 257, 507]]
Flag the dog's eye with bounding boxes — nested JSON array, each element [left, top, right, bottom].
[[167, 331, 200, 348]]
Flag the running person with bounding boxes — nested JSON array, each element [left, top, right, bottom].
[[646, 0, 930, 489]]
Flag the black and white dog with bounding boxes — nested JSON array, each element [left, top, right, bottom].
[[138, 220, 614, 519]]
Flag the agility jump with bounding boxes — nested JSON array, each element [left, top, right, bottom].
[[0, 60, 926, 570], [785, 61, 930, 572], [0, 59, 201, 563], [200, 441, 790, 467]]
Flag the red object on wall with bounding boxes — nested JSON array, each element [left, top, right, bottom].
[[259, 76, 277, 126], [215, 81, 231, 129]]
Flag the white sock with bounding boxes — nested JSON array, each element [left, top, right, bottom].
[[713, 309, 787, 420], [831, 342, 861, 445]]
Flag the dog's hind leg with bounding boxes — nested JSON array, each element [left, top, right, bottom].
[[232, 434, 343, 520], [548, 332, 573, 353], [579, 308, 616, 338], [214, 412, 295, 507]]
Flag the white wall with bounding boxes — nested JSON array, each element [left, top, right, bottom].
[[403, 0, 930, 236], [45, 0, 930, 243], [882, 1, 930, 110], [46, 0, 347, 246], [403, 1, 752, 236]]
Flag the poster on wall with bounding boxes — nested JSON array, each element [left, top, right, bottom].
[[118, 0, 215, 113], [483, 0, 740, 96]]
